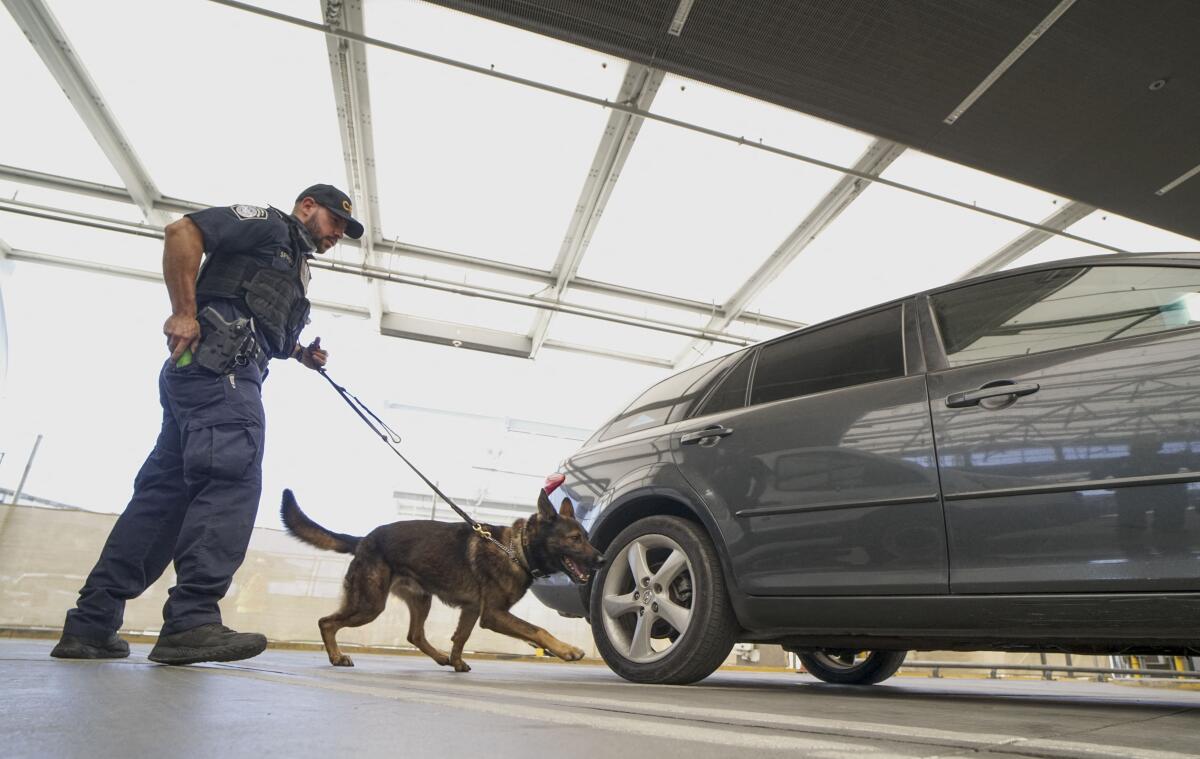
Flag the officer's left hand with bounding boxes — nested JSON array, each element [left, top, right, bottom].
[[300, 336, 328, 370]]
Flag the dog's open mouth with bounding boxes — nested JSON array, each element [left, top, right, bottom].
[[561, 557, 591, 584]]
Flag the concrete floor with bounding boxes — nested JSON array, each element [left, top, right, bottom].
[[3, 639, 1199, 759]]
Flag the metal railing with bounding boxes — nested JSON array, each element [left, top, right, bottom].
[[902, 660, 1200, 681]]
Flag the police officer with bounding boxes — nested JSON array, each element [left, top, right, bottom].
[[51, 184, 364, 665]]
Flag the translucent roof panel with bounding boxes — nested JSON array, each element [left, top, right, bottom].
[[0, 210, 161, 272], [51, 0, 345, 207], [544, 311, 694, 360], [649, 75, 875, 167], [379, 282, 536, 335], [380, 251, 548, 298], [364, 0, 626, 100], [1065, 211, 1200, 253], [0, 13, 121, 184], [0, 180, 146, 225], [881, 150, 1067, 226], [747, 182, 1028, 325], [562, 288, 711, 333], [1000, 226, 1112, 270], [575, 117, 849, 305], [306, 266, 371, 311], [367, 2, 624, 270], [1011, 210, 1200, 270]]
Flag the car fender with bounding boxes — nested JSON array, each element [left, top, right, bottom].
[[589, 461, 744, 604]]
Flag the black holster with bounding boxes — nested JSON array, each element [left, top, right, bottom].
[[194, 306, 256, 374]]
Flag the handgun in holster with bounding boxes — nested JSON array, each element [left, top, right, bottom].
[[194, 305, 256, 374]]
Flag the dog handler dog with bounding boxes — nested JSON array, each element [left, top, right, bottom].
[[51, 185, 363, 665]]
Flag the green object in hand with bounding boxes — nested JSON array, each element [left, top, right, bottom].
[[176, 348, 193, 368]]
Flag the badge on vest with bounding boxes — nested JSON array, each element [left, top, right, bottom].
[[231, 204, 267, 220]]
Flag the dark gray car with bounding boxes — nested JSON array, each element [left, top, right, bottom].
[[532, 252, 1200, 685]]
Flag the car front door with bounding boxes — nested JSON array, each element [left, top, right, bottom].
[[925, 262, 1200, 593], [672, 303, 948, 596]]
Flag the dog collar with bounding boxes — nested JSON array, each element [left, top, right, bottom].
[[510, 521, 549, 579]]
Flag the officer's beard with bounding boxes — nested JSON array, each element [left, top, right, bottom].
[[301, 215, 335, 253]]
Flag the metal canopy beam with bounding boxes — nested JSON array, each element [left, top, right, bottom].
[[957, 200, 1098, 280], [0, 164, 802, 330], [528, 62, 665, 358], [0, 198, 755, 346], [381, 313, 532, 359], [673, 138, 906, 367], [5, 246, 370, 319], [322, 0, 385, 326], [2, 0, 170, 227], [7, 245, 672, 367]]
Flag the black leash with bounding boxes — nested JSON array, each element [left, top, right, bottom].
[[316, 367, 518, 563]]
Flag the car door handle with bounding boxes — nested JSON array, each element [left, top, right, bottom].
[[945, 381, 1040, 408], [680, 425, 735, 445]]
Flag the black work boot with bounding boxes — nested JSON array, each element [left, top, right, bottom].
[[148, 623, 267, 665], [50, 632, 131, 660]]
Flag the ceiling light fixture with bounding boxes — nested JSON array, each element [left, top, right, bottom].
[[668, 0, 694, 36], [943, 0, 1076, 125], [1155, 162, 1200, 197]]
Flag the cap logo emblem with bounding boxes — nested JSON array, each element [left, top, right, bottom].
[[342, 200, 352, 213]]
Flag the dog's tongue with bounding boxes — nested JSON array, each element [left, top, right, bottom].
[[543, 473, 565, 495]]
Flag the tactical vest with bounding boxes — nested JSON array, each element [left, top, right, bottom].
[[194, 209, 312, 359]]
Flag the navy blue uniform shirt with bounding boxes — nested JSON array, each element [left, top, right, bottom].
[[185, 204, 315, 361]]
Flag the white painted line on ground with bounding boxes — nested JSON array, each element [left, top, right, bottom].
[[185, 666, 917, 757], [196, 663, 1199, 759]]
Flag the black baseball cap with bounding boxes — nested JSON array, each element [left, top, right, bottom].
[[296, 184, 364, 239]]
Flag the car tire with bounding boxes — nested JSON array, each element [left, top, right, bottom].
[[796, 650, 907, 685], [590, 515, 737, 684]]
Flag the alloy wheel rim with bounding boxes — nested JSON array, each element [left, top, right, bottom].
[[811, 651, 873, 671], [601, 533, 694, 664]]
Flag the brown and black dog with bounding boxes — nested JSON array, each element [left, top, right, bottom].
[[280, 488, 604, 671]]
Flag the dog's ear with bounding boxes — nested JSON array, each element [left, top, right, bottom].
[[558, 497, 575, 519], [537, 489, 558, 521]]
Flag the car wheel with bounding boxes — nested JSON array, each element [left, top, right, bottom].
[[590, 515, 737, 684], [796, 650, 907, 685]]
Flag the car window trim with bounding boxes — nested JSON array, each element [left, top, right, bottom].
[[924, 262, 1200, 371], [903, 299, 926, 375], [687, 348, 758, 420]]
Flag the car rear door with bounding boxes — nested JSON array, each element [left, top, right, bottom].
[[924, 261, 1200, 593], [672, 302, 949, 596]]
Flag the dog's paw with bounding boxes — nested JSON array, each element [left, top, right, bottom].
[[332, 654, 355, 667], [434, 654, 451, 667], [451, 659, 471, 673], [557, 645, 586, 662]]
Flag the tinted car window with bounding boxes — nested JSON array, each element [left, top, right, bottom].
[[598, 358, 723, 441], [932, 265, 1200, 368], [749, 306, 904, 406], [693, 350, 754, 417]]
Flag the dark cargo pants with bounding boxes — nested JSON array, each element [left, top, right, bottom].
[[63, 359, 265, 638]]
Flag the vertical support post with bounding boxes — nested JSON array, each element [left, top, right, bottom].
[[12, 433, 42, 505], [0, 434, 42, 543]]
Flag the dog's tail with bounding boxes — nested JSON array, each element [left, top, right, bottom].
[[280, 489, 362, 554]]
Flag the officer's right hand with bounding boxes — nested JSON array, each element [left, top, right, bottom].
[[164, 313, 201, 362]]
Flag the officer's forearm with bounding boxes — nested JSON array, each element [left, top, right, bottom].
[[162, 218, 205, 317]]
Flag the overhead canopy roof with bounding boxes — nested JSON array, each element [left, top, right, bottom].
[[1, 0, 1198, 372], [432, 0, 1200, 241]]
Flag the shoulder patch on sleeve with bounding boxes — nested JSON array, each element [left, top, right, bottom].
[[230, 204, 267, 220]]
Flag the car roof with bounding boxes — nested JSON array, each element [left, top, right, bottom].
[[927, 251, 1200, 297], [774, 251, 1200, 344]]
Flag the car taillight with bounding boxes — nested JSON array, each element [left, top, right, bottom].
[[543, 472, 565, 494]]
